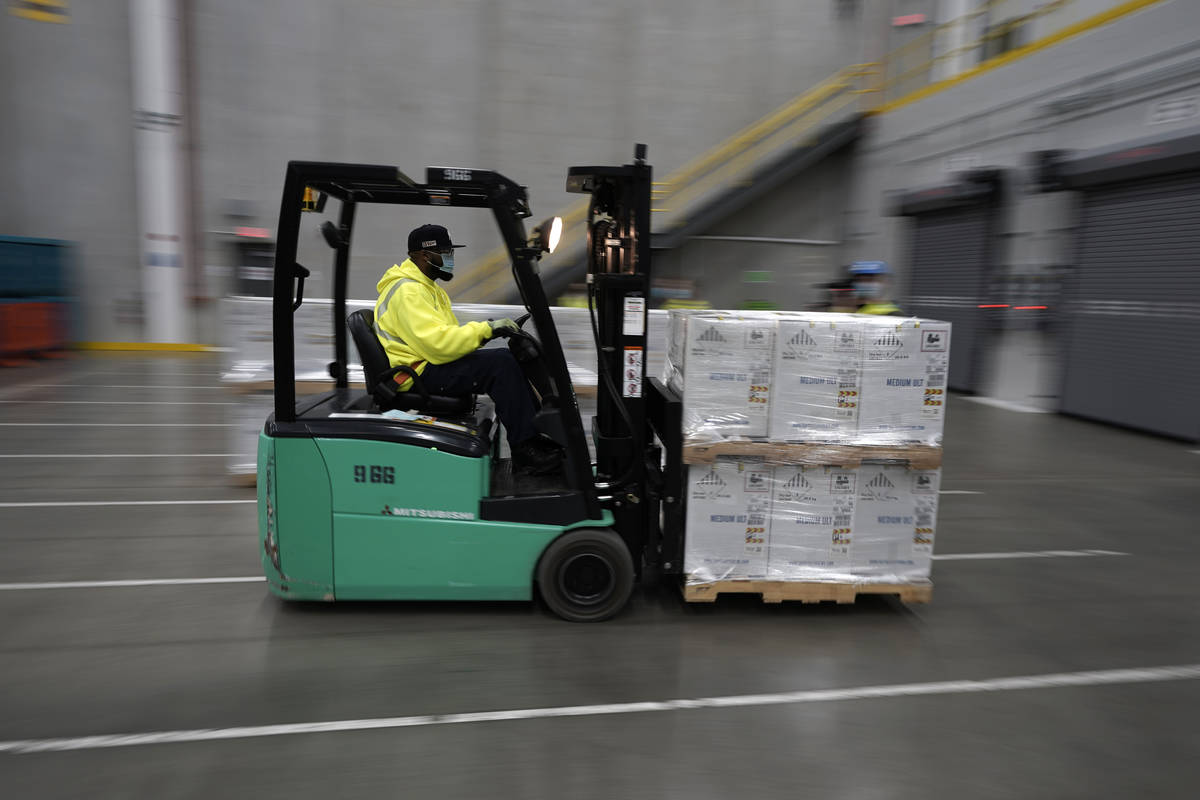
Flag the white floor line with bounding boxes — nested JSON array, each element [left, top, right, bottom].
[[0, 400, 234, 406], [938, 490, 984, 495], [80, 371, 223, 377], [0, 454, 238, 459], [0, 549, 1129, 589], [0, 423, 235, 428], [933, 549, 1128, 561], [2, 663, 1197, 754], [23, 384, 224, 390], [961, 397, 1054, 414], [0, 577, 263, 591], [0, 499, 255, 509]]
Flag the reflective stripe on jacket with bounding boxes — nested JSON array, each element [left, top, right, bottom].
[[858, 302, 904, 316], [373, 259, 492, 389]]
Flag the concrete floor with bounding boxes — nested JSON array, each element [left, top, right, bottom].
[[1, 353, 1199, 798]]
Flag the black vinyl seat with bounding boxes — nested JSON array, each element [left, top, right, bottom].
[[347, 309, 474, 416]]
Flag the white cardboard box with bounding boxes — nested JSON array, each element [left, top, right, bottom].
[[767, 465, 857, 580], [684, 459, 772, 581], [769, 316, 862, 442], [851, 465, 940, 580], [856, 318, 951, 445], [674, 313, 776, 440]]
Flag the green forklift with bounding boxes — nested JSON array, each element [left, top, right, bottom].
[[258, 147, 688, 622]]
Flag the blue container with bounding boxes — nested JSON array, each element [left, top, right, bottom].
[[0, 235, 71, 298]]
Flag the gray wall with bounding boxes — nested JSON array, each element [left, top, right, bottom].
[[657, 146, 856, 309], [846, 0, 1200, 276], [3, 0, 870, 342], [193, 0, 868, 339], [840, 0, 1200, 401], [0, 1, 144, 341], [11, 1, 1188, 343]]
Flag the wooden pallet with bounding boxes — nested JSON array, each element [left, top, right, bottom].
[[681, 440, 942, 469], [229, 471, 258, 488], [682, 579, 933, 605]]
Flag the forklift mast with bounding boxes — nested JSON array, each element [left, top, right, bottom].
[[567, 145, 658, 566]]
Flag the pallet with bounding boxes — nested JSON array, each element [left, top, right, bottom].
[[682, 579, 933, 605], [681, 440, 942, 469], [229, 471, 258, 488]]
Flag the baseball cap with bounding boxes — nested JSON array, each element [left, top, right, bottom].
[[849, 260, 890, 276], [407, 224, 466, 253]]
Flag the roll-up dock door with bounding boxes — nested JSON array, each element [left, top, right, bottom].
[[892, 170, 1006, 393], [1040, 129, 1200, 441]]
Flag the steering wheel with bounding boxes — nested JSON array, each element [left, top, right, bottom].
[[506, 314, 541, 363], [505, 311, 556, 404]]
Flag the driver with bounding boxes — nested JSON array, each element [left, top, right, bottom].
[[374, 224, 562, 474]]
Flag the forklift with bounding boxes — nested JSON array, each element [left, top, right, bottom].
[[258, 147, 687, 622]]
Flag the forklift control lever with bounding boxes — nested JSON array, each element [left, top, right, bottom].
[[292, 262, 311, 311]]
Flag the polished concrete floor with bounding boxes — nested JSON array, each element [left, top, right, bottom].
[[1, 353, 1199, 798]]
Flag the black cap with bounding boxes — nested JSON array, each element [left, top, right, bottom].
[[407, 224, 465, 253]]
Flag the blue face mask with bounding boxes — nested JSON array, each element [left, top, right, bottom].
[[427, 250, 454, 276], [855, 281, 881, 299]]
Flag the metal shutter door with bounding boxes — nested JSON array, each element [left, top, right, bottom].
[[906, 205, 990, 392], [1060, 171, 1200, 440]]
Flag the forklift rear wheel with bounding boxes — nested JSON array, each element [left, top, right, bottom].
[[536, 528, 634, 622]]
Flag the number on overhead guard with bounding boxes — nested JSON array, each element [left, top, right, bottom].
[[443, 169, 472, 182], [354, 465, 395, 484]]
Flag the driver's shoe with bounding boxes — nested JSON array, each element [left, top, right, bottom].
[[513, 437, 563, 476]]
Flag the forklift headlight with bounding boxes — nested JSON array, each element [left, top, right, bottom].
[[531, 216, 563, 254]]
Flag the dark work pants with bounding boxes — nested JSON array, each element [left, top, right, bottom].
[[419, 349, 537, 448]]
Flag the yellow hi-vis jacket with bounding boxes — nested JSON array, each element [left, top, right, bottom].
[[858, 301, 904, 316], [373, 259, 492, 389]]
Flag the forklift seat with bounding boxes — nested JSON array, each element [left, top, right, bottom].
[[347, 309, 474, 416]]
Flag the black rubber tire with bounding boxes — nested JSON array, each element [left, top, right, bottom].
[[536, 528, 634, 622]]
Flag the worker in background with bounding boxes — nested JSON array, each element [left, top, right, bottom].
[[374, 224, 562, 475], [850, 260, 904, 315], [826, 277, 859, 313]]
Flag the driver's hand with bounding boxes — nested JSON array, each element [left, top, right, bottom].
[[489, 318, 521, 338]]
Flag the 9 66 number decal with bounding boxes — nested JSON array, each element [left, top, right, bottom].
[[354, 465, 395, 484]]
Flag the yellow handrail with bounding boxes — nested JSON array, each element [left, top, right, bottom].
[[652, 67, 865, 199], [459, 0, 1150, 302], [458, 66, 870, 301]]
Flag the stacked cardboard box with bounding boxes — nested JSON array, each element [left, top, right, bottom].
[[683, 458, 772, 581], [665, 311, 949, 447], [683, 459, 942, 584], [666, 312, 775, 440], [669, 310, 951, 588], [856, 317, 950, 446], [770, 316, 862, 443]]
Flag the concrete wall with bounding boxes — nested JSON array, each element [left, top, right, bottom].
[[9, 1, 1188, 343], [0, 1, 145, 340], [847, 0, 1200, 275], [193, 0, 870, 339], [656, 146, 857, 309], [3, 0, 870, 342], [842, 0, 1200, 402]]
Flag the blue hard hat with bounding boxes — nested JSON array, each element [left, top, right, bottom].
[[849, 260, 890, 276]]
